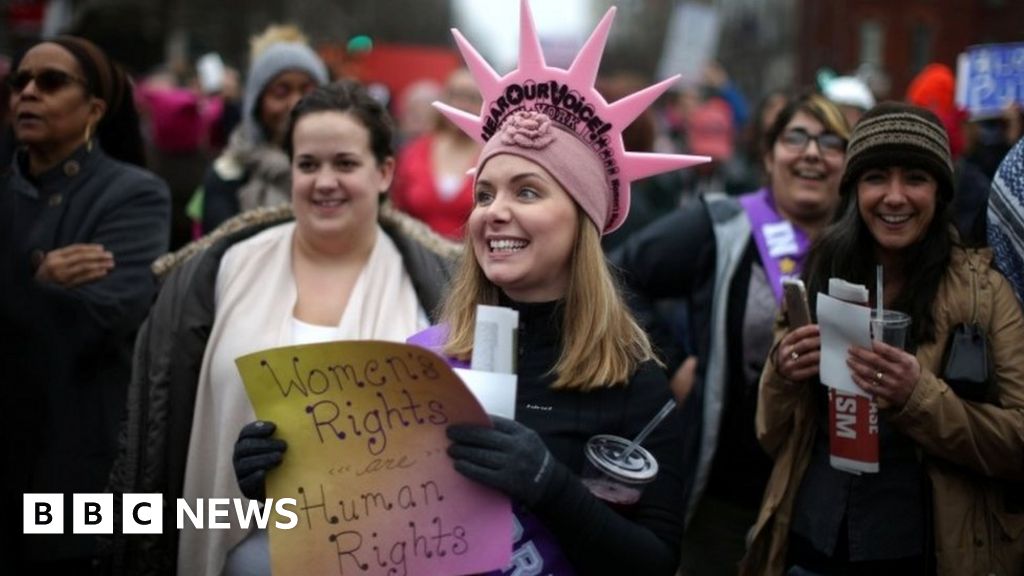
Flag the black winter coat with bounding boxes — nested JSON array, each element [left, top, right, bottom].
[[0, 145, 170, 565]]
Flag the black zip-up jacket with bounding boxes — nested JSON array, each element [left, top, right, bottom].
[[506, 298, 688, 575]]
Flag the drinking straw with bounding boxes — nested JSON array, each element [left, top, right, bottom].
[[876, 264, 884, 340], [617, 398, 676, 464]]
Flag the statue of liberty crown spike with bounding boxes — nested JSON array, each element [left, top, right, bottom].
[[434, 0, 710, 234]]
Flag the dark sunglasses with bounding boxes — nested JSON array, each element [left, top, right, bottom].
[[7, 69, 88, 94], [779, 128, 846, 156]]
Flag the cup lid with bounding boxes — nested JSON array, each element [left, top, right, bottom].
[[870, 309, 911, 326], [584, 434, 659, 484]]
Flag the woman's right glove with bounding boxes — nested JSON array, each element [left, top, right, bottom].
[[233, 421, 287, 501]]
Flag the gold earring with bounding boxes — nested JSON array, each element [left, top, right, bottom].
[[84, 123, 93, 152]]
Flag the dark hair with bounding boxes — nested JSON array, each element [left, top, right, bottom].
[[762, 90, 850, 157], [802, 166, 954, 347], [283, 80, 395, 164], [47, 36, 146, 167], [747, 89, 788, 159]]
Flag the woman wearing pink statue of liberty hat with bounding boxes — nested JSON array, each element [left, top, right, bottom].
[[233, 2, 708, 574], [419, 2, 707, 573]]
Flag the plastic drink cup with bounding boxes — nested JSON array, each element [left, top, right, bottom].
[[581, 434, 658, 505], [870, 309, 911, 349]]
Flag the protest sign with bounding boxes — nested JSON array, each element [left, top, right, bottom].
[[656, 2, 720, 86], [956, 43, 1024, 118], [236, 340, 512, 576], [817, 280, 880, 475], [828, 389, 879, 475]]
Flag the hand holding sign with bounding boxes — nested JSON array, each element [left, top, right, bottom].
[[236, 340, 512, 576], [233, 421, 287, 501], [447, 416, 561, 509]]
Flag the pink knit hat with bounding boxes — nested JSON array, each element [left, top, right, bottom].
[[477, 110, 608, 229], [435, 0, 708, 235]]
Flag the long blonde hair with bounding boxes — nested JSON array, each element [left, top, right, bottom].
[[441, 213, 658, 390]]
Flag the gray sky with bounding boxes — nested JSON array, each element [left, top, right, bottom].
[[451, 0, 592, 74]]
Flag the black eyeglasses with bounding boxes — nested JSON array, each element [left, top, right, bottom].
[[7, 69, 88, 94], [779, 128, 846, 156]]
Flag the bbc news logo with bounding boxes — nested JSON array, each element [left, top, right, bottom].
[[23, 494, 298, 534]]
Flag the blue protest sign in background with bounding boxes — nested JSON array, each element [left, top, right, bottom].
[[957, 43, 1024, 119]]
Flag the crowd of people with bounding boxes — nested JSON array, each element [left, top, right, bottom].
[[2, 4, 1024, 576]]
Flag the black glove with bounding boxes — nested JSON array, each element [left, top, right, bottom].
[[446, 416, 559, 508], [233, 420, 287, 501]]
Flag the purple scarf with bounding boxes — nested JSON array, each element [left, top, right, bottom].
[[738, 187, 812, 304]]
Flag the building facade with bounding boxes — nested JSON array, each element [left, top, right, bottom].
[[798, 0, 1024, 99]]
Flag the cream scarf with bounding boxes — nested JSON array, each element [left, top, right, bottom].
[[177, 222, 425, 576]]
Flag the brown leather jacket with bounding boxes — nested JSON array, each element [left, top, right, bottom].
[[742, 247, 1024, 576]]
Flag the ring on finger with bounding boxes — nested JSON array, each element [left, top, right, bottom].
[[790, 350, 800, 361], [874, 371, 883, 382]]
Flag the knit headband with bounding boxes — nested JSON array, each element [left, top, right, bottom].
[[434, 0, 708, 234], [477, 110, 608, 228], [50, 36, 124, 114]]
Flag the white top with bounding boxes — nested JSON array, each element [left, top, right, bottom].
[[290, 316, 343, 345]]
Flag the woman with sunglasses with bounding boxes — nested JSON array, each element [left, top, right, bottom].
[[613, 92, 849, 575], [0, 36, 170, 572]]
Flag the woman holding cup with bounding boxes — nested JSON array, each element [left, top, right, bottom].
[[424, 4, 706, 573], [745, 102, 1024, 575], [231, 4, 705, 574], [436, 107, 690, 575]]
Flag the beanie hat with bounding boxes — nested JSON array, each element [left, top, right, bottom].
[[906, 64, 955, 117], [242, 41, 328, 141], [906, 63, 965, 157], [840, 101, 954, 201], [477, 110, 608, 230]]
